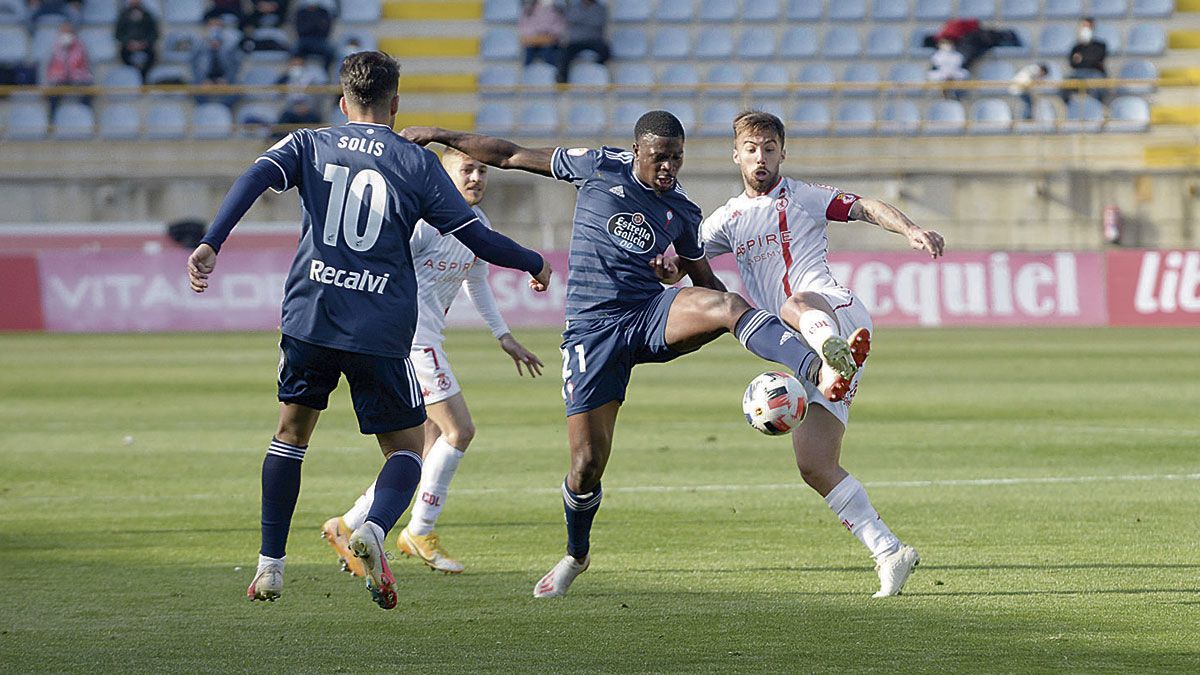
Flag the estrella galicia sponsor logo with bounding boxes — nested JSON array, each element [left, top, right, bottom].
[[605, 212, 655, 254]]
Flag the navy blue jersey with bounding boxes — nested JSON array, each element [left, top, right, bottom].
[[259, 121, 480, 357], [550, 146, 704, 320]]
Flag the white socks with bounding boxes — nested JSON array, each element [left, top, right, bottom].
[[798, 309, 838, 350], [406, 437, 464, 536], [824, 474, 901, 561], [342, 481, 376, 531]]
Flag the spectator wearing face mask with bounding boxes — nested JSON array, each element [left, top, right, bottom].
[[114, 0, 159, 79], [927, 38, 968, 99], [192, 22, 243, 107], [44, 22, 91, 114], [293, 0, 336, 72], [518, 0, 565, 68], [1061, 17, 1107, 104]]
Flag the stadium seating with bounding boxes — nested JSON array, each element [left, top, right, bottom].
[[969, 98, 1015, 134], [1002, 0, 1039, 20], [612, 0, 652, 22], [699, 0, 738, 22], [744, 0, 782, 22], [1061, 96, 1106, 133], [834, 101, 875, 136], [791, 102, 831, 136], [1044, 0, 1084, 19], [1125, 24, 1166, 56], [193, 103, 233, 139], [705, 64, 744, 97], [823, 27, 862, 59], [779, 27, 819, 59], [566, 102, 606, 135], [925, 100, 967, 135], [738, 27, 777, 59], [830, 0, 868, 21], [51, 103, 94, 140], [1107, 95, 1150, 132], [144, 102, 188, 139], [694, 27, 734, 59], [1133, 0, 1173, 18], [611, 28, 649, 59], [786, 0, 822, 21], [164, 0, 204, 24], [1092, 0, 1128, 18], [97, 103, 141, 139], [483, 0, 520, 24], [699, 101, 739, 137], [842, 63, 881, 97], [879, 100, 921, 135], [5, 102, 49, 140], [914, 0, 954, 21], [0, 26, 30, 64], [866, 27, 905, 59], [476, 103, 515, 135], [958, 0, 996, 19], [872, 0, 910, 22]]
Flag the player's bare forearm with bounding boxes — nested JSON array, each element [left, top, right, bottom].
[[680, 257, 727, 292], [400, 126, 554, 176], [849, 197, 946, 259]]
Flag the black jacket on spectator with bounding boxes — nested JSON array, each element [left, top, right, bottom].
[[1070, 40, 1107, 74], [115, 6, 159, 46], [295, 5, 333, 39]]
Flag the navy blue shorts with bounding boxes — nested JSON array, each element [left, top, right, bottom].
[[560, 287, 683, 416], [277, 334, 426, 435]]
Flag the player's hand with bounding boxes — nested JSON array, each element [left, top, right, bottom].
[[649, 254, 685, 285], [908, 229, 945, 259], [399, 126, 439, 147], [187, 243, 217, 293], [529, 259, 552, 293], [499, 333, 544, 378]]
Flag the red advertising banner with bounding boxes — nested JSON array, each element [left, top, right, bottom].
[[1106, 249, 1200, 326], [0, 254, 45, 331]]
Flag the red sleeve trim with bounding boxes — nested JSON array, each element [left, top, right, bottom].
[[825, 192, 860, 222]]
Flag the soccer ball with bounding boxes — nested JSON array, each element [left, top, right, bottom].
[[742, 371, 807, 436]]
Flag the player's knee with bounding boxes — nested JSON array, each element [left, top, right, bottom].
[[795, 460, 842, 493], [274, 422, 310, 447], [444, 421, 475, 450], [568, 455, 604, 493]]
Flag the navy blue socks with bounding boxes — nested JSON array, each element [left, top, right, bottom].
[[365, 450, 424, 535], [734, 309, 817, 381], [562, 479, 602, 560], [259, 438, 306, 559]]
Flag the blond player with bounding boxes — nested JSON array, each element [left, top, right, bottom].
[[321, 147, 543, 575], [659, 111, 944, 597]]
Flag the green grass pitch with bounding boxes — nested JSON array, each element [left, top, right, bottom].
[[1, 327, 1198, 673]]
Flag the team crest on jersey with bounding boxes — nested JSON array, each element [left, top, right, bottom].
[[666, 209, 673, 221], [436, 373, 451, 391], [838, 193, 857, 204], [609, 185, 625, 198], [775, 196, 789, 212], [606, 212, 656, 254]]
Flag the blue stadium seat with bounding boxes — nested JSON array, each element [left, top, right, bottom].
[[750, 63, 790, 98], [165, 0, 204, 23], [738, 27, 776, 59], [913, 0, 953, 21], [82, 0, 117, 25], [192, 102, 233, 140], [879, 100, 920, 135], [1125, 23, 1165, 56], [1001, 0, 1038, 19], [660, 63, 699, 98], [887, 62, 926, 94], [842, 63, 881, 97], [779, 27, 818, 59], [341, 0, 382, 23], [661, 103, 695, 133], [478, 65, 519, 94], [612, 0, 651, 22], [235, 103, 279, 135], [338, 31, 378, 53], [0, 26, 29, 63], [611, 101, 649, 134], [79, 27, 116, 63], [1107, 96, 1150, 132], [786, 0, 822, 20], [698, 101, 739, 137], [822, 27, 861, 59], [611, 28, 649, 59], [834, 101, 875, 136], [744, 0, 781, 21], [1044, 0, 1083, 18], [908, 28, 935, 57], [565, 102, 606, 136], [568, 62, 610, 88], [1132, 0, 1172, 17], [51, 102, 94, 140], [1118, 59, 1156, 94], [694, 27, 734, 59], [925, 100, 966, 135], [699, 0, 737, 22], [1094, 24, 1122, 55], [0, 0, 26, 25], [1037, 25, 1075, 57], [829, 0, 867, 20], [612, 63, 654, 94], [865, 26, 904, 59], [521, 62, 557, 88], [476, 103, 515, 135], [655, 1, 693, 22], [992, 26, 1031, 57], [5, 102, 49, 140], [1015, 98, 1058, 134], [144, 102, 188, 140], [480, 30, 520, 61], [791, 102, 830, 136], [1061, 95, 1104, 133], [969, 98, 1013, 134], [976, 60, 1015, 94], [705, 64, 744, 98], [1091, 0, 1128, 18], [146, 64, 191, 85], [100, 65, 142, 99], [31, 24, 59, 62], [871, 0, 909, 21], [957, 0, 996, 19], [98, 103, 140, 139], [749, 100, 786, 122], [797, 63, 835, 97], [483, 0, 520, 23], [652, 28, 691, 59], [238, 65, 278, 101], [161, 30, 200, 65]]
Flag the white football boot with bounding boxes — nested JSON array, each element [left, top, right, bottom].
[[872, 545, 920, 598], [810, 328, 871, 403], [533, 554, 590, 598], [246, 555, 284, 601], [349, 522, 398, 610]]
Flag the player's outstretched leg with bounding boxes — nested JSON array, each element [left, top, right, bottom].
[[781, 294, 872, 402], [399, 398, 473, 574]]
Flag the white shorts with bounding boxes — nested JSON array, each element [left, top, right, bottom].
[[801, 287, 873, 428], [409, 343, 461, 406]]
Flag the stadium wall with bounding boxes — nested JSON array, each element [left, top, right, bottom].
[[2, 248, 1197, 332]]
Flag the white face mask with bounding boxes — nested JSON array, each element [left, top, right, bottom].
[[1078, 27, 1094, 42]]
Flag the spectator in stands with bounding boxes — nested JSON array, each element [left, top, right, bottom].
[[277, 53, 328, 100], [43, 22, 91, 114], [518, 0, 565, 68], [925, 17, 1021, 70], [276, 95, 321, 132], [203, 0, 246, 25], [25, 0, 81, 31], [243, 0, 288, 31], [556, 0, 610, 84], [192, 22, 242, 107], [927, 38, 968, 98], [1010, 62, 1050, 119], [1061, 17, 1107, 104], [115, 0, 159, 79], [293, 0, 336, 72]]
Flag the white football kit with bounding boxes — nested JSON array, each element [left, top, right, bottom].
[[700, 177, 871, 425], [410, 206, 510, 404]]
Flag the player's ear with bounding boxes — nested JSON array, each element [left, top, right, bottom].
[[389, 95, 399, 116], [338, 96, 348, 117]]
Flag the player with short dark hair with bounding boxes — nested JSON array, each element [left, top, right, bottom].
[[401, 110, 854, 598], [187, 51, 551, 609], [663, 109, 945, 597]]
